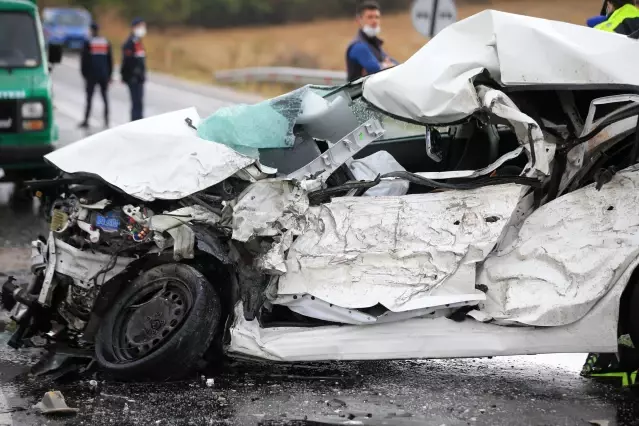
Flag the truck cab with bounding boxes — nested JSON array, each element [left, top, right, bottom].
[[0, 0, 62, 183]]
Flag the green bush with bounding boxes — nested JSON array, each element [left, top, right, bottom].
[[40, 0, 416, 28]]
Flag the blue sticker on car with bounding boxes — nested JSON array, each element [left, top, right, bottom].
[[95, 212, 120, 233]]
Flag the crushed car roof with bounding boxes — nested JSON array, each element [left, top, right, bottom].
[[363, 9, 639, 124]]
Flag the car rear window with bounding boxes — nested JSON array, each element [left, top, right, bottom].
[[44, 10, 89, 27]]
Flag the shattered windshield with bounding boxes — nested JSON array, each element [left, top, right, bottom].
[[196, 84, 426, 159], [350, 97, 426, 141], [197, 87, 310, 158]]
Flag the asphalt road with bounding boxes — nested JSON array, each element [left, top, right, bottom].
[[0, 56, 638, 426]]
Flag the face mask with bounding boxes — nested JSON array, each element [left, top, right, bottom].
[[134, 26, 147, 38], [362, 25, 380, 38]]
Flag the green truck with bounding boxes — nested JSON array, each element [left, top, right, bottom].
[[0, 0, 62, 185]]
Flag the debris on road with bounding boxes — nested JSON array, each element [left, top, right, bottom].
[[326, 398, 347, 408], [33, 390, 79, 415]]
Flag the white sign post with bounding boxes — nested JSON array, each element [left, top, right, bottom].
[[411, 0, 457, 38]]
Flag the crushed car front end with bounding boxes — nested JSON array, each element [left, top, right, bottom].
[[2, 9, 639, 381]]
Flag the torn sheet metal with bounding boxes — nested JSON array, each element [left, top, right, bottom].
[[271, 294, 470, 325], [150, 205, 222, 260], [348, 151, 409, 197], [45, 108, 256, 201], [287, 119, 385, 182], [230, 180, 310, 242], [277, 184, 522, 312], [477, 86, 556, 177], [45, 238, 134, 294], [257, 231, 294, 275], [414, 146, 524, 180], [478, 166, 639, 326], [560, 95, 639, 193], [363, 9, 639, 124], [227, 290, 618, 361]]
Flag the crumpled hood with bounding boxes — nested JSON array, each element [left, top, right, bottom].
[[45, 108, 257, 201], [363, 9, 639, 124]]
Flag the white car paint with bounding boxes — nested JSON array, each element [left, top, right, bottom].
[[364, 9, 639, 124], [44, 108, 256, 201]]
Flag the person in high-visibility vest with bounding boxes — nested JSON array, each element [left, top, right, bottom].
[[581, 334, 638, 388], [594, 0, 639, 35]]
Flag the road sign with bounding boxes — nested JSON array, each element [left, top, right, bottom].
[[411, 0, 457, 38]]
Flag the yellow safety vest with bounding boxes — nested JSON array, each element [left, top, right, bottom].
[[595, 3, 639, 32]]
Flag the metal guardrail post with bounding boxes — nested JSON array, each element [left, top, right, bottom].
[[214, 67, 348, 86]]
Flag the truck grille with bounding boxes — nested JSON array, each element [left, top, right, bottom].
[[0, 100, 18, 134]]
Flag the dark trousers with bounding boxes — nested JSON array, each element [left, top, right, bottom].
[[84, 78, 109, 124], [127, 81, 144, 121]]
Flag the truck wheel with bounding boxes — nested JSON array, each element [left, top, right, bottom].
[[95, 263, 221, 381], [9, 182, 34, 213]]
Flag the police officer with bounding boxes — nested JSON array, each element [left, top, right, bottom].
[[594, 0, 639, 34], [345, 1, 398, 82], [79, 22, 113, 129], [121, 17, 147, 121]]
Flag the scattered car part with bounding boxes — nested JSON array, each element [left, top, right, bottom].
[[33, 391, 78, 415]]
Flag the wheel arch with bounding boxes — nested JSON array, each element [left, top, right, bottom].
[[85, 244, 236, 341]]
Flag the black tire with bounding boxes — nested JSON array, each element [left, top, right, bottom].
[[95, 263, 221, 381], [9, 182, 34, 213], [619, 281, 639, 371], [629, 282, 639, 345]]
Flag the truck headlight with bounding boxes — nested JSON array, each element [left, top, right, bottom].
[[21, 102, 44, 119]]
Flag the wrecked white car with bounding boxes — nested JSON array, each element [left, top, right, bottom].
[[3, 10, 639, 380]]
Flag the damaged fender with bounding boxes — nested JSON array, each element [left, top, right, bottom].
[[273, 184, 522, 313], [479, 166, 639, 326]]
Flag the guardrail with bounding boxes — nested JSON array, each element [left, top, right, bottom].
[[214, 67, 347, 86]]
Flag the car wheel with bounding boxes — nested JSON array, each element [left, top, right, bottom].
[[95, 263, 221, 381]]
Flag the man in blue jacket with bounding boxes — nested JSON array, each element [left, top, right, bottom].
[[79, 22, 113, 129], [121, 17, 147, 121], [345, 1, 398, 82], [587, 15, 608, 27]]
